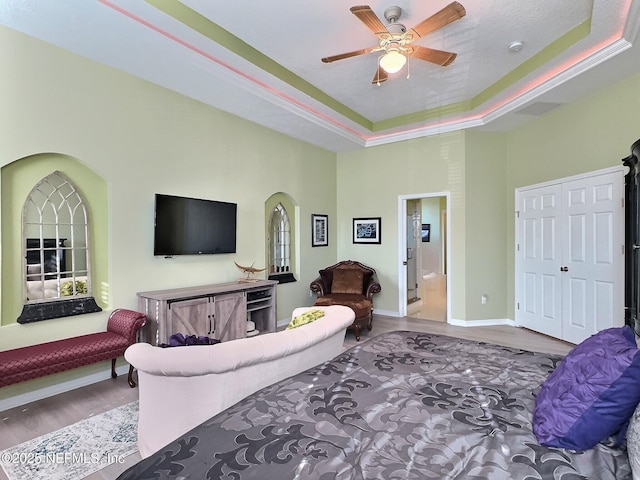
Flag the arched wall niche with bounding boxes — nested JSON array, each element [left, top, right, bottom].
[[264, 192, 299, 284], [1, 153, 108, 325]]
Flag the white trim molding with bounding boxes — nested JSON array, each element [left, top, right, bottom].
[[449, 318, 516, 328]]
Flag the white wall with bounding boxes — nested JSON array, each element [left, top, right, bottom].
[[420, 197, 443, 275]]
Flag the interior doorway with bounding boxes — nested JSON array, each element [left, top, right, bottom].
[[398, 193, 450, 322]]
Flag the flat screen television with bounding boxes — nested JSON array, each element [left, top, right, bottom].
[[154, 194, 237, 256]]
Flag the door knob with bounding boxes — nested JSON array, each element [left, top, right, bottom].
[[560, 266, 568, 272]]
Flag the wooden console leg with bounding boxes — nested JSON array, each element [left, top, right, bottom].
[[127, 365, 137, 388], [111, 358, 118, 379]]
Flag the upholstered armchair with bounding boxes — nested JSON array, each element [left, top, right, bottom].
[[310, 260, 382, 340]]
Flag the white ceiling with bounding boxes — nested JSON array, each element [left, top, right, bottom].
[[2, 0, 640, 152]]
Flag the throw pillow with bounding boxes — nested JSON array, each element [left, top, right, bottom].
[[287, 309, 325, 329], [331, 269, 364, 294], [533, 325, 640, 450]]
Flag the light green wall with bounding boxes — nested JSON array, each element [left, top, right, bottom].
[[336, 131, 509, 321], [464, 131, 508, 320], [336, 133, 468, 318], [336, 71, 640, 323], [0, 25, 336, 397], [504, 71, 640, 318]]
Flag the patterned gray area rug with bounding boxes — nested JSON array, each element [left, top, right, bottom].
[[0, 401, 138, 480]]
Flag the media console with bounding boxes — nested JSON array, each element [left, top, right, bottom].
[[137, 280, 277, 345]]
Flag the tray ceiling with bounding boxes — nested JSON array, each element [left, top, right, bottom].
[[2, 0, 639, 151]]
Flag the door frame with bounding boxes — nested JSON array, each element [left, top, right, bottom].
[[397, 192, 451, 321]]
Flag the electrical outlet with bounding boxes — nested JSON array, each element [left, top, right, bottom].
[[481, 294, 487, 304]]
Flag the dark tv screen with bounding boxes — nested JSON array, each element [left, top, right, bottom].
[[154, 194, 237, 256]]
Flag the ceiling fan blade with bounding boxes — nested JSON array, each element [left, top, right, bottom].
[[411, 46, 457, 66], [371, 66, 388, 85], [322, 47, 375, 63], [410, 2, 466, 39], [350, 5, 388, 36]]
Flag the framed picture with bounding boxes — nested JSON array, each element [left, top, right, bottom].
[[311, 214, 328, 247], [421, 223, 431, 242], [353, 217, 381, 244]]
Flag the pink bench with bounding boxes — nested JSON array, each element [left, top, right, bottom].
[[0, 308, 146, 388]]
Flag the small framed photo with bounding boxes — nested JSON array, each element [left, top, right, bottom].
[[421, 223, 431, 242], [311, 214, 328, 247], [353, 217, 381, 244]]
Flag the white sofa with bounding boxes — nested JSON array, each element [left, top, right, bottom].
[[125, 305, 355, 458]]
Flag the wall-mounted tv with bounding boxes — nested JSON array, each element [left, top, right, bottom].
[[154, 194, 237, 256]]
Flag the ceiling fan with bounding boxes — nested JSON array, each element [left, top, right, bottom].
[[321, 2, 466, 84]]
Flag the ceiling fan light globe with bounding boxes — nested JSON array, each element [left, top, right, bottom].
[[380, 50, 406, 73]]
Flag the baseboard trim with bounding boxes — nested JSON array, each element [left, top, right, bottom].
[[449, 318, 516, 327], [373, 309, 400, 317], [0, 365, 130, 412]]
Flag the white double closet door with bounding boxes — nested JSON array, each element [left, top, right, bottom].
[[515, 167, 624, 344]]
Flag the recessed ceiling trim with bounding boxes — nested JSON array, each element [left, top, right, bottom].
[[99, 0, 371, 148], [470, 19, 591, 109], [137, 0, 629, 142], [372, 18, 591, 132], [480, 37, 632, 126], [90, 0, 635, 150], [143, 0, 592, 135], [365, 116, 485, 148], [362, 36, 632, 147], [142, 0, 373, 130]]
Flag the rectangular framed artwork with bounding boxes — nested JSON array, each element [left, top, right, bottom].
[[311, 214, 328, 247], [353, 217, 381, 244], [421, 223, 431, 242]]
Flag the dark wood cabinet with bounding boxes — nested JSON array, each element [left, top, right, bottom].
[[623, 139, 640, 335]]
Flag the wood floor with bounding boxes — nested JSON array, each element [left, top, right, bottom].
[[0, 314, 573, 480]]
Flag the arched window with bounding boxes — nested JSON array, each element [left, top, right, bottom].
[[266, 196, 297, 284], [18, 171, 101, 323]]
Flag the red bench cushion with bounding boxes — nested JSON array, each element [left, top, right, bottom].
[[0, 332, 130, 387]]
